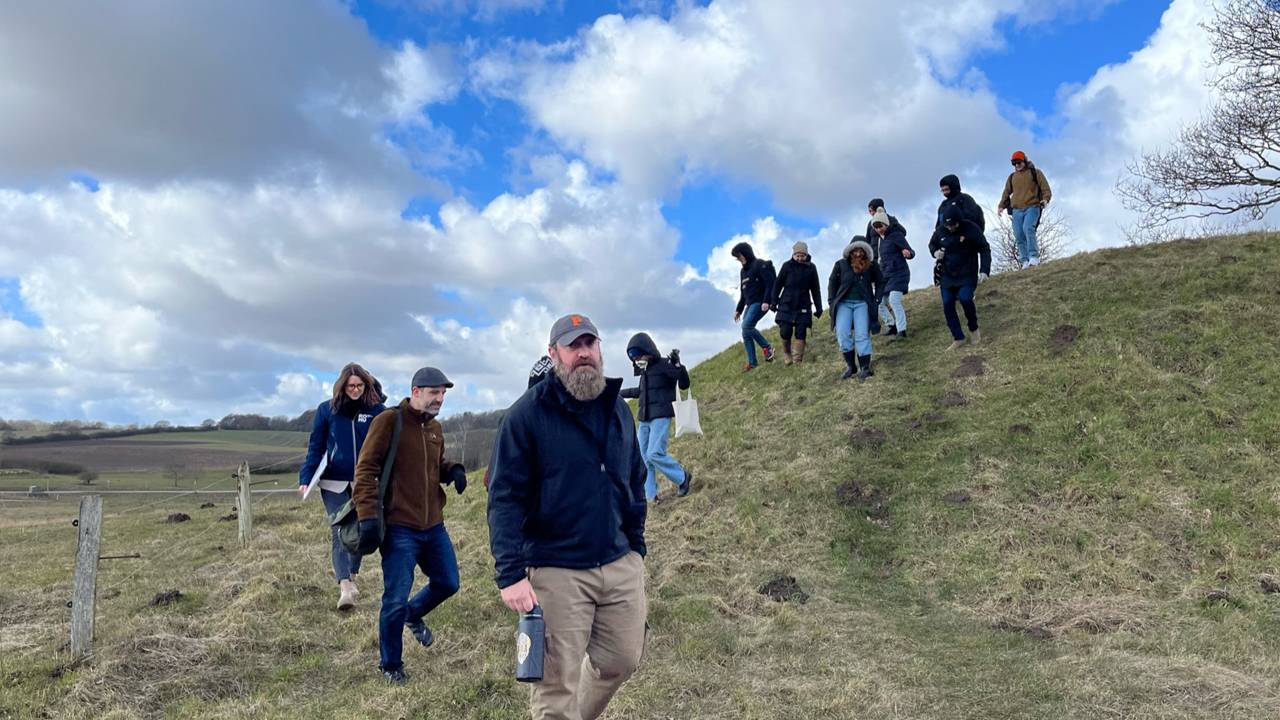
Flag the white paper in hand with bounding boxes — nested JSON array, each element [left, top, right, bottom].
[[301, 452, 328, 500], [674, 389, 703, 438]]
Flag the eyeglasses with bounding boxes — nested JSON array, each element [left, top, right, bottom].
[[1011, 160, 1025, 166], [346, 382, 366, 390]]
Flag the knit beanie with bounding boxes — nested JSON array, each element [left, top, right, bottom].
[[792, 241, 809, 255], [870, 210, 891, 228]]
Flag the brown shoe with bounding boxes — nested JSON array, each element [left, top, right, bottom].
[[970, 329, 982, 346], [782, 338, 793, 365], [793, 340, 806, 363], [946, 339, 965, 352]]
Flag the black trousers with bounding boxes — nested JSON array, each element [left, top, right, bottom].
[[778, 321, 808, 342]]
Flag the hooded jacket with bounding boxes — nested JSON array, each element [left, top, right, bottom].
[[864, 213, 906, 262], [874, 223, 915, 294], [932, 175, 985, 244], [299, 398, 387, 487], [928, 207, 992, 288], [732, 242, 777, 313], [828, 239, 884, 334], [771, 254, 823, 327], [620, 333, 690, 422]]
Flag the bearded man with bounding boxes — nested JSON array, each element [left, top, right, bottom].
[[486, 313, 649, 720]]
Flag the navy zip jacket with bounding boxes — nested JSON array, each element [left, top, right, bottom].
[[487, 373, 648, 589], [298, 400, 386, 486]]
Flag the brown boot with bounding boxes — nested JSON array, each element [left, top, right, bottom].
[[782, 338, 793, 365], [793, 340, 806, 363]]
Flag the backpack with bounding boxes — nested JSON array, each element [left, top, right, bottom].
[[329, 410, 402, 556]]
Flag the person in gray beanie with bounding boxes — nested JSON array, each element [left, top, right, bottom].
[[770, 241, 823, 364], [828, 238, 884, 381]]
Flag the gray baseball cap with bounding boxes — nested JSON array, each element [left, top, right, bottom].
[[411, 366, 453, 388], [548, 313, 600, 347]]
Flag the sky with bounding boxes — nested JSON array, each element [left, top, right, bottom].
[[0, 0, 1252, 425]]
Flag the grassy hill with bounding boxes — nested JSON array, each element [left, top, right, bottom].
[[2, 234, 1278, 719]]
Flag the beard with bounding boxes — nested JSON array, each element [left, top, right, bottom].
[[554, 355, 606, 402]]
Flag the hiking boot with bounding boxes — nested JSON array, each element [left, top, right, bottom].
[[382, 667, 408, 685], [889, 329, 907, 342], [677, 469, 693, 497], [337, 580, 357, 611], [407, 618, 434, 648], [946, 339, 965, 351], [841, 351, 858, 380], [884, 326, 897, 336], [970, 329, 982, 346], [859, 355, 874, 378], [793, 340, 806, 363], [742, 363, 757, 372], [762, 345, 776, 362], [781, 339, 793, 365]]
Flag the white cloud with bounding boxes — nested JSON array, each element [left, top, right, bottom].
[[384, 41, 462, 123]]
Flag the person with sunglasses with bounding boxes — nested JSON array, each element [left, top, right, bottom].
[[621, 332, 693, 501], [998, 150, 1053, 268]]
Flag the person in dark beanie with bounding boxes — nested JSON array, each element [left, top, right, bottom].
[[488, 313, 648, 720], [998, 150, 1053, 268], [299, 363, 387, 611], [770, 241, 823, 364], [828, 239, 884, 382], [870, 211, 915, 339], [621, 333, 693, 501], [864, 198, 906, 263], [929, 207, 992, 351], [931, 175, 985, 286], [352, 367, 467, 685], [731, 242, 777, 371]]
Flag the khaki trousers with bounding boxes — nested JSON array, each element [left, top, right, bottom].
[[528, 552, 647, 720]]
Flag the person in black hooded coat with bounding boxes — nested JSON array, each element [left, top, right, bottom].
[[620, 333, 693, 501], [864, 198, 907, 263], [931, 175, 985, 286], [770, 241, 823, 364], [731, 242, 777, 370], [928, 206, 991, 350]]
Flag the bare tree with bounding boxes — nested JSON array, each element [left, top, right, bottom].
[[1118, 0, 1280, 236], [165, 463, 188, 488], [988, 206, 1072, 273]]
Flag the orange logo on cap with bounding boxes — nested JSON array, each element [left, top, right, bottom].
[[571, 315, 582, 326]]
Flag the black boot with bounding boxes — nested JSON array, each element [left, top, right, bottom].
[[841, 350, 858, 380], [858, 355, 873, 382], [885, 326, 897, 336]]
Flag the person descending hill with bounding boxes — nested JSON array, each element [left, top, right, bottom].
[[864, 198, 906, 263], [299, 362, 387, 611], [998, 150, 1053, 268], [828, 239, 884, 382], [929, 207, 992, 351], [732, 242, 777, 371], [870, 210, 915, 340], [770, 241, 823, 364], [621, 332, 693, 501], [931, 175, 985, 286]]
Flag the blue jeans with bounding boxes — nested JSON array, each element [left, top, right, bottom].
[[636, 417, 685, 500], [877, 290, 907, 332], [940, 283, 979, 340], [740, 302, 771, 365], [320, 487, 362, 581], [1012, 205, 1042, 263], [835, 300, 872, 355], [379, 523, 460, 671]]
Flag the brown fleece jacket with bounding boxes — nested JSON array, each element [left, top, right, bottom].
[[999, 165, 1052, 211], [352, 398, 451, 530]]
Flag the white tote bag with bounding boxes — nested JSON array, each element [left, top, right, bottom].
[[673, 388, 703, 438]]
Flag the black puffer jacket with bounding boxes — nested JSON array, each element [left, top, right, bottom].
[[928, 208, 992, 288], [620, 333, 690, 422], [732, 242, 776, 313], [875, 225, 915, 294], [828, 240, 884, 335], [863, 213, 905, 262], [771, 256, 823, 327], [932, 175, 985, 243]]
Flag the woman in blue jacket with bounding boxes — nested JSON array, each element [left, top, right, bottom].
[[299, 362, 386, 610]]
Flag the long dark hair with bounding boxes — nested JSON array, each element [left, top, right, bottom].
[[331, 363, 382, 411], [851, 248, 871, 274]]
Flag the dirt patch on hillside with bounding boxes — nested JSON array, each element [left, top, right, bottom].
[[148, 590, 183, 607], [936, 391, 968, 408], [952, 356, 986, 378], [758, 576, 809, 604], [165, 513, 190, 523], [849, 428, 887, 450], [1048, 325, 1080, 355], [1009, 423, 1033, 436]]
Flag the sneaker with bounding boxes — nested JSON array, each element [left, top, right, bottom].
[[337, 583, 356, 612], [889, 329, 907, 341], [970, 329, 982, 346], [946, 340, 965, 351], [382, 667, 408, 685], [407, 618, 434, 648], [677, 469, 693, 497], [1027, 257, 1041, 267], [762, 346, 775, 362], [742, 363, 757, 372]]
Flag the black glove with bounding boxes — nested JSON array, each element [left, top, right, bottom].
[[668, 348, 681, 367], [814, 307, 822, 319], [356, 519, 381, 555], [444, 463, 467, 495]]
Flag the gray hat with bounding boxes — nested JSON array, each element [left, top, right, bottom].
[[411, 366, 453, 388], [548, 313, 600, 347]]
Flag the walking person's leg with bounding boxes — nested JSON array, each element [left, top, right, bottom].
[[636, 421, 657, 501], [852, 300, 873, 380], [1011, 208, 1029, 266], [836, 301, 858, 378], [740, 303, 759, 367], [1023, 205, 1042, 264], [742, 303, 773, 361], [578, 552, 647, 720], [958, 282, 980, 343], [528, 566, 599, 719], [778, 321, 794, 364], [321, 488, 361, 609], [889, 291, 907, 335], [940, 285, 965, 346], [405, 523, 460, 647], [378, 527, 418, 674], [878, 302, 895, 333], [793, 322, 808, 362], [644, 417, 685, 495]]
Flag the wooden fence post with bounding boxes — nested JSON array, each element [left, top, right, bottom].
[[70, 495, 103, 661], [237, 461, 253, 547]]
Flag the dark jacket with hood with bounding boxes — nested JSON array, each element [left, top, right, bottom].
[[828, 239, 884, 334], [864, 213, 905, 262], [620, 333, 690, 423], [771, 253, 823, 327], [487, 373, 648, 589], [874, 224, 915, 295], [732, 242, 776, 314], [932, 175, 985, 244], [299, 397, 387, 487], [928, 207, 992, 288]]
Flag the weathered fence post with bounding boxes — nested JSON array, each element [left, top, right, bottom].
[[70, 495, 103, 661], [237, 461, 253, 547]]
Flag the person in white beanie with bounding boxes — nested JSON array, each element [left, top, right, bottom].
[[870, 210, 915, 339]]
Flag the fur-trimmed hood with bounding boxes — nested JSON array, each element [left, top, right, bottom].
[[842, 238, 875, 261]]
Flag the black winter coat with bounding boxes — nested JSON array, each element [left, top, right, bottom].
[[620, 333, 690, 422], [487, 374, 647, 589], [828, 258, 884, 335], [864, 214, 905, 262], [736, 258, 777, 313], [928, 218, 992, 288], [771, 258, 823, 327], [875, 226, 915, 294], [931, 175, 985, 245]]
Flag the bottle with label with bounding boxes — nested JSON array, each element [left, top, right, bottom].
[[515, 603, 545, 682]]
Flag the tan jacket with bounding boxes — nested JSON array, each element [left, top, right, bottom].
[[999, 165, 1052, 211], [352, 399, 451, 530]]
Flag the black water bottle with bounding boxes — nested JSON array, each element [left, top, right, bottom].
[[515, 604, 545, 682]]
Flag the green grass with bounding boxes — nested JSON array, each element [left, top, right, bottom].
[[1, 234, 1278, 718]]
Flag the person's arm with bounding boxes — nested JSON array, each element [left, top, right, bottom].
[[974, 230, 992, 277], [675, 363, 691, 391], [827, 262, 840, 310], [1038, 169, 1052, 206], [998, 174, 1013, 212], [761, 262, 777, 309], [624, 419, 648, 557], [352, 412, 393, 521], [620, 384, 640, 399], [770, 265, 786, 308], [487, 411, 536, 590], [299, 404, 329, 487], [809, 267, 823, 316]]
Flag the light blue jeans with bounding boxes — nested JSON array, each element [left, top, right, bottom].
[[740, 302, 771, 366], [835, 300, 872, 355], [1012, 205, 1042, 263], [877, 291, 906, 332], [320, 487, 362, 582], [636, 417, 686, 501]]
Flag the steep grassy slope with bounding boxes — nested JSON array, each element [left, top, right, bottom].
[[2, 234, 1278, 719]]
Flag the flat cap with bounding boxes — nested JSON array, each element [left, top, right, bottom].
[[411, 366, 453, 388]]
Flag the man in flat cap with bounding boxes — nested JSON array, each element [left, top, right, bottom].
[[487, 313, 649, 719], [353, 366, 468, 684]]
